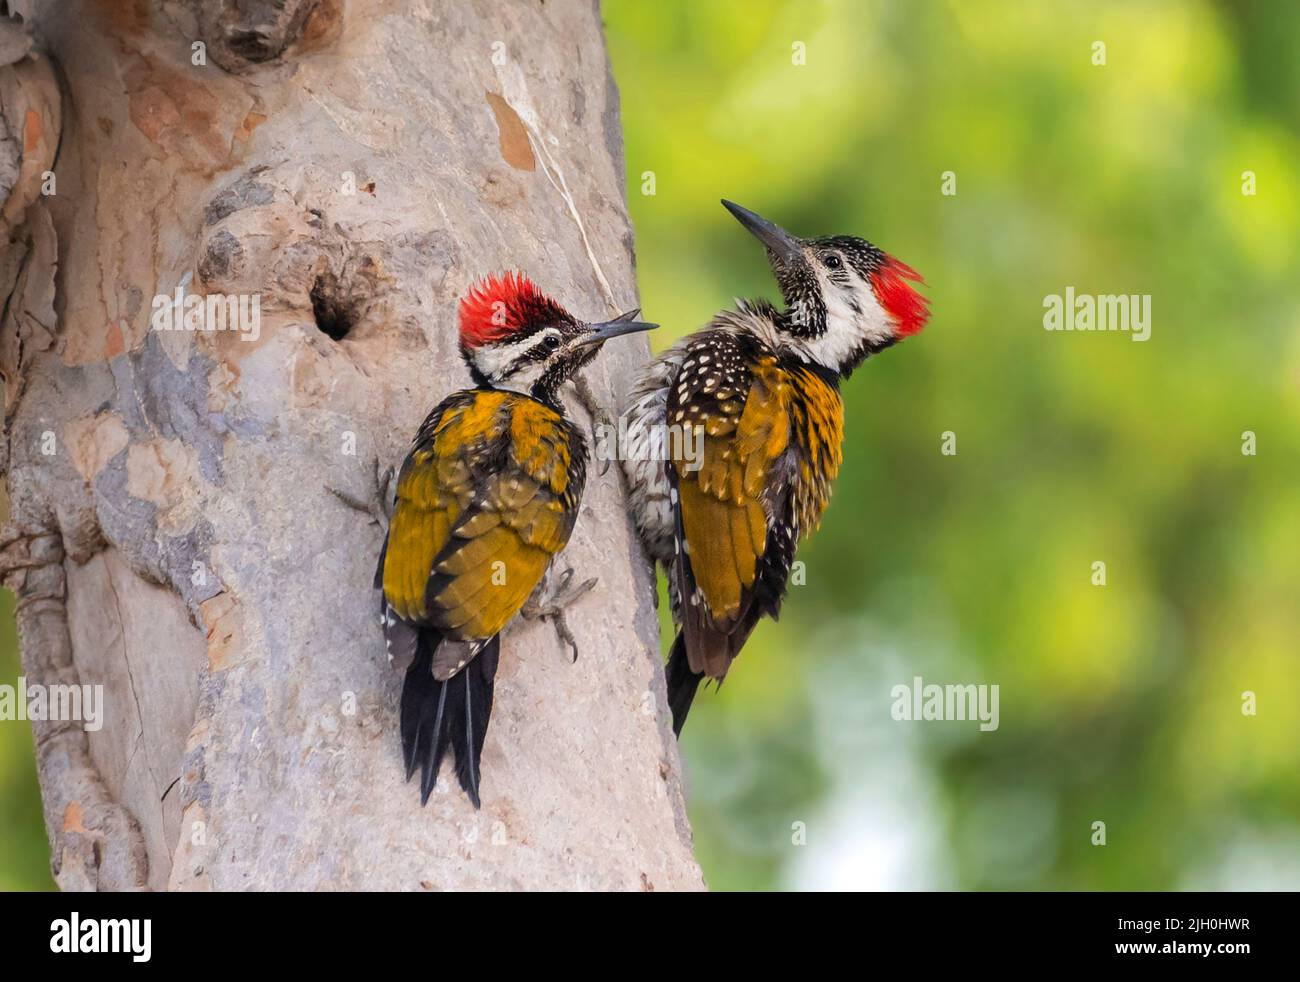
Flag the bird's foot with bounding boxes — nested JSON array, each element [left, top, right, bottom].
[[522, 566, 598, 662], [326, 456, 396, 528]]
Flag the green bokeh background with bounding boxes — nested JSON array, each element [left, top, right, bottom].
[[602, 0, 1300, 889], [1, 592, 51, 890], [2, 0, 1297, 891]]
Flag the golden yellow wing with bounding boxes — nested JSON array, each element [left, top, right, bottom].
[[381, 389, 585, 661], [668, 335, 793, 678]]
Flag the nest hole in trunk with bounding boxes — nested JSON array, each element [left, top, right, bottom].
[[310, 272, 356, 341]]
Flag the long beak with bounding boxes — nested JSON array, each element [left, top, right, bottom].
[[722, 199, 802, 265], [577, 312, 658, 347]]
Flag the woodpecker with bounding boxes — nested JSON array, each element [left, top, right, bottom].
[[377, 272, 655, 807], [622, 200, 929, 734]]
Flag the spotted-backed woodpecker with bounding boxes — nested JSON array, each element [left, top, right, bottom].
[[621, 201, 929, 734]]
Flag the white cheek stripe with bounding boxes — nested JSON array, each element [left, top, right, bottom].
[[471, 337, 529, 380], [471, 333, 560, 392], [795, 268, 894, 369]]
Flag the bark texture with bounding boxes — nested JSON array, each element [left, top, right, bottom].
[[0, 0, 702, 891]]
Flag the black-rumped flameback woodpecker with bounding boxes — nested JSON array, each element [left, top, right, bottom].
[[622, 201, 930, 734], [378, 273, 655, 807]]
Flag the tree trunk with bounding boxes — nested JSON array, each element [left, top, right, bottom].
[[0, 0, 702, 891]]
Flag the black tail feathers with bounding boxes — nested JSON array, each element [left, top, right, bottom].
[[401, 631, 500, 808], [665, 632, 704, 736]]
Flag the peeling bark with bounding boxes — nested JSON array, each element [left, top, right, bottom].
[[0, 0, 702, 891]]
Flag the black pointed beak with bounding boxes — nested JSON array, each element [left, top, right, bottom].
[[576, 311, 658, 347], [722, 199, 802, 265]]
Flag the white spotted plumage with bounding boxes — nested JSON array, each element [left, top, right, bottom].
[[621, 340, 688, 571]]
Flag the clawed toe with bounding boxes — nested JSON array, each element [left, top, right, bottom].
[[326, 456, 396, 528], [522, 565, 598, 662]]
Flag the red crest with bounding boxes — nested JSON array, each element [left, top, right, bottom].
[[870, 257, 930, 338], [458, 272, 566, 348]]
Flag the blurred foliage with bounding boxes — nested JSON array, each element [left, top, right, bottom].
[[2, 0, 1297, 894], [0, 590, 53, 890], [605, 0, 1300, 890]]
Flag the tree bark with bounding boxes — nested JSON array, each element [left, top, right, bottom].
[[0, 0, 702, 891]]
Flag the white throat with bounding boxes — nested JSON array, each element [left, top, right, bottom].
[[794, 267, 894, 370]]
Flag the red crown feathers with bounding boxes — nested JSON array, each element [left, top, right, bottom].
[[869, 257, 930, 338], [458, 272, 567, 349]]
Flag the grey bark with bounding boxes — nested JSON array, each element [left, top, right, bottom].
[[0, 0, 702, 891]]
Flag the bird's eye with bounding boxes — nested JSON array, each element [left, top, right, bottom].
[[823, 253, 843, 270], [543, 333, 561, 351]]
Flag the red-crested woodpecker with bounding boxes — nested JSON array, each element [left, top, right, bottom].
[[378, 273, 655, 806], [622, 201, 929, 733]]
